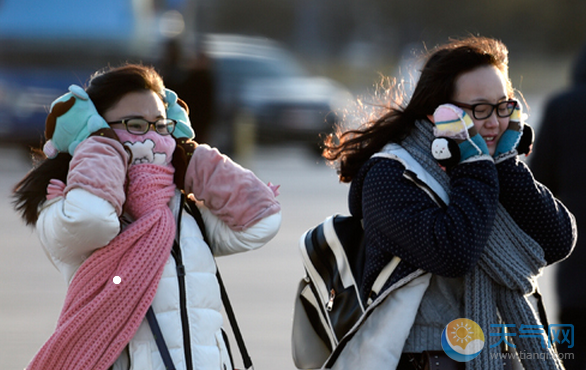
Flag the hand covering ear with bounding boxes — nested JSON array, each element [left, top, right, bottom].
[[63, 132, 129, 215], [493, 100, 534, 162], [430, 104, 490, 168]]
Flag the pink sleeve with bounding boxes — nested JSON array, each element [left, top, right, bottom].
[[184, 144, 281, 231], [64, 136, 129, 216]]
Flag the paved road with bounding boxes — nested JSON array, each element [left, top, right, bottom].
[[0, 142, 557, 370]]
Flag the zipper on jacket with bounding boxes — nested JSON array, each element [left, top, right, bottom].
[[170, 199, 194, 370]]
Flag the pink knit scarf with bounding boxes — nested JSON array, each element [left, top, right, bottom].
[[28, 163, 176, 370]]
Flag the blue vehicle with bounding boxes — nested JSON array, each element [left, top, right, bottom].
[[0, 0, 164, 146], [202, 34, 352, 154]]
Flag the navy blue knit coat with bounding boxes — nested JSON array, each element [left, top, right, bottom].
[[349, 156, 576, 302]]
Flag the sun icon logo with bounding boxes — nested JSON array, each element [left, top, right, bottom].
[[441, 318, 485, 362], [451, 321, 474, 345]]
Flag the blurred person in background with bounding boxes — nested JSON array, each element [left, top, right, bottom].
[[160, 38, 216, 144], [530, 43, 586, 370], [321, 35, 576, 369], [12, 64, 281, 370]]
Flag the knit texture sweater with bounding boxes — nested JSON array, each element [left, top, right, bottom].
[[402, 274, 464, 352], [349, 148, 576, 364], [349, 156, 575, 303]]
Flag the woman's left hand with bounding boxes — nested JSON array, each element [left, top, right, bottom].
[[493, 100, 525, 162], [429, 104, 490, 167]]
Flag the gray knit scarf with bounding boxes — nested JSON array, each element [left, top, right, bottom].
[[400, 120, 563, 370]]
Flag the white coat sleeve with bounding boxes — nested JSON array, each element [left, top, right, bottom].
[[198, 203, 281, 256], [36, 188, 120, 282]]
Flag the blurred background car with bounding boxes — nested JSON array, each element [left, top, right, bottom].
[[0, 0, 352, 156], [201, 34, 352, 155]]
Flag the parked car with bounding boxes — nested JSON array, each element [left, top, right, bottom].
[[201, 34, 352, 154]]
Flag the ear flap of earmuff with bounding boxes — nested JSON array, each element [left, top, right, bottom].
[[164, 89, 195, 139], [42, 84, 109, 158]]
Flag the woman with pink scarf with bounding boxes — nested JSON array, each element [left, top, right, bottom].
[[13, 64, 282, 370]]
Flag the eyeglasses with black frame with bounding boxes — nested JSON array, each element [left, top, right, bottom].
[[108, 118, 177, 135], [451, 100, 517, 120]]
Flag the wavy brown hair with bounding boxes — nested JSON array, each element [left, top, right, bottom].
[[13, 64, 190, 225], [323, 35, 513, 183]]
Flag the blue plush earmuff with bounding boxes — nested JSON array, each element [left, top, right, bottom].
[[164, 89, 195, 140], [43, 85, 109, 158], [43, 86, 195, 159]]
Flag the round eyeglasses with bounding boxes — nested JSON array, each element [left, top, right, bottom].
[[108, 118, 177, 135], [451, 100, 517, 120]]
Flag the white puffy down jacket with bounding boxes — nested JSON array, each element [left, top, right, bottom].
[[37, 188, 281, 370]]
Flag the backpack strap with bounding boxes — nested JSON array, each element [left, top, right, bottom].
[[145, 194, 190, 370], [184, 197, 254, 370], [146, 306, 176, 370], [367, 256, 401, 306], [184, 196, 209, 244]]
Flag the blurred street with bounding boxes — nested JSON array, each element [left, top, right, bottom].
[[0, 138, 558, 370]]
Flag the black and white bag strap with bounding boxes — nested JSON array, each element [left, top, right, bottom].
[[366, 256, 402, 306]]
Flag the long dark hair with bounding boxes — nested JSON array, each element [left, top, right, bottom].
[[323, 35, 513, 183], [13, 64, 185, 225]]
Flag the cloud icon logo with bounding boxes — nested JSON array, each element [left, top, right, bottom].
[[441, 318, 485, 362]]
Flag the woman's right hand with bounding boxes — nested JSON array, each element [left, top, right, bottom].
[[63, 134, 129, 216], [430, 104, 490, 167]]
